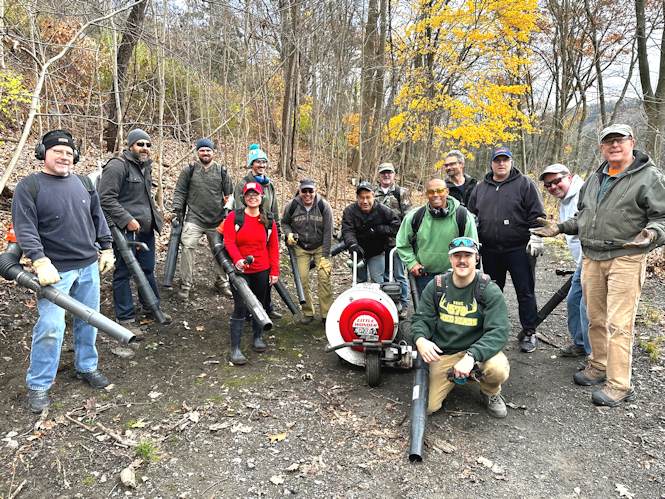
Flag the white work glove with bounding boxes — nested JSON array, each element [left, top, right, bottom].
[[527, 234, 544, 257], [32, 257, 61, 286], [99, 248, 115, 274]]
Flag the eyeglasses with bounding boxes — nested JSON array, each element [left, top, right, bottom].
[[244, 191, 261, 198], [300, 188, 314, 194], [543, 176, 565, 188], [426, 188, 448, 196], [449, 237, 479, 250], [601, 136, 632, 146], [253, 160, 268, 165], [135, 141, 152, 148], [444, 162, 458, 168]]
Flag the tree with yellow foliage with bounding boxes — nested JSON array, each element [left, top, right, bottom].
[[388, 0, 538, 170]]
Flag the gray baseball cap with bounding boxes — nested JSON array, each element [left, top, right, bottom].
[[377, 162, 395, 173], [539, 163, 570, 181], [599, 124, 633, 142]]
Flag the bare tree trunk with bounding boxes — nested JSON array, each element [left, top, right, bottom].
[[279, 0, 300, 180], [104, 0, 148, 152], [635, 0, 665, 162]]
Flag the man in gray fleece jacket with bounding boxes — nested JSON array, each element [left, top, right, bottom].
[[281, 179, 334, 325], [534, 124, 665, 407]]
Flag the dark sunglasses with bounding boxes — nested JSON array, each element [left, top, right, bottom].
[[600, 136, 631, 146], [300, 188, 314, 194], [135, 141, 152, 148], [449, 237, 478, 250], [543, 176, 564, 188]]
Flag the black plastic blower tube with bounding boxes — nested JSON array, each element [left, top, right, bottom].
[[162, 218, 182, 288], [409, 355, 429, 462], [210, 233, 272, 331], [110, 226, 167, 325]]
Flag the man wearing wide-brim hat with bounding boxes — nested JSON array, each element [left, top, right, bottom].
[[533, 124, 665, 407]]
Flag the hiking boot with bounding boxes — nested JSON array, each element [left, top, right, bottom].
[[592, 386, 636, 407], [300, 315, 314, 325], [229, 318, 247, 365], [177, 287, 190, 300], [268, 310, 283, 320], [76, 370, 111, 389], [573, 365, 606, 386], [560, 343, 586, 357], [519, 332, 537, 353], [28, 389, 50, 413], [481, 392, 507, 419]]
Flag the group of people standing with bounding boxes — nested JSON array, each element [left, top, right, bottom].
[[9, 123, 665, 418]]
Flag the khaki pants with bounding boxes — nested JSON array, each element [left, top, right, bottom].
[[582, 254, 647, 390], [294, 245, 332, 318], [427, 351, 510, 414], [180, 222, 226, 290]]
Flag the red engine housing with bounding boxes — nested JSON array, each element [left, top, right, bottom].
[[339, 298, 395, 350]]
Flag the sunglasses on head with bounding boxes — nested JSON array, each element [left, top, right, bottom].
[[449, 237, 478, 250], [135, 141, 151, 148], [426, 187, 448, 195], [300, 188, 314, 194], [543, 176, 565, 188]]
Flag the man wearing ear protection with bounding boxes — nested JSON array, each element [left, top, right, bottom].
[[396, 178, 478, 297], [98, 128, 166, 330], [412, 237, 510, 418], [12, 129, 114, 413]]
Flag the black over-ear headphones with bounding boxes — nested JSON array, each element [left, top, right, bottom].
[[34, 130, 80, 164]]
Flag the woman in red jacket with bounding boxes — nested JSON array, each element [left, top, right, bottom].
[[220, 182, 279, 365]]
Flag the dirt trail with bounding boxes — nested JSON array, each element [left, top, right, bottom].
[[0, 242, 663, 498]]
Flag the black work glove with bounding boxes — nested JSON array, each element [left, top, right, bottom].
[[349, 244, 364, 259]]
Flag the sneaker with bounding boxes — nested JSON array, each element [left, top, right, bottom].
[[481, 392, 507, 419], [268, 310, 283, 320], [398, 303, 408, 319], [76, 370, 111, 389], [300, 315, 314, 325], [592, 386, 635, 407], [519, 332, 537, 353], [573, 365, 606, 386], [560, 343, 586, 357], [28, 389, 50, 413]]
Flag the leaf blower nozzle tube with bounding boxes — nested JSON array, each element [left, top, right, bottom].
[[0, 242, 135, 344], [408, 355, 429, 462], [162, 218, 182, 288], [110, 226, 167, 325], [210, 234, 272, 331]]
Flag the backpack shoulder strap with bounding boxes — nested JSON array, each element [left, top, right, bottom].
[[474, 270, 491, 308], [318, 198, 325, 213], [287, 197, 299, 220], [22, 173, 41, 201], [233, 208, 245, 231], [409, 206, 427, 246], [76, 174, 95, 193], [393, 186, 401, 205], [455, 205, 468, 237], [434, 271, 450, 312]]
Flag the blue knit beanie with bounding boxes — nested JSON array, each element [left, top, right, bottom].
[[247, 143, 268, 167]]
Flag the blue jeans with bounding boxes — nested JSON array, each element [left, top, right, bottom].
[[481, 247, 538, 331], [384, 250, 409, 306], [357, 253, 385, 284], [27, 261, 100, 391], [112, 230, 160, 321], [566, 263, 591, 354]]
